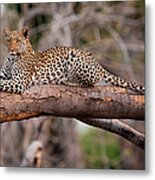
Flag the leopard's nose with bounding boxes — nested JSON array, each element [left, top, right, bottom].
[[9, 47, 13, 52], [10, 50, 16, 55]]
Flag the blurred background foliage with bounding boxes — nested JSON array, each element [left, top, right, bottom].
[[0, 1, 145, 169], [80, 129, 121, 169]]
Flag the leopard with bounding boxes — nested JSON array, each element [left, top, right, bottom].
[[0, 27, 145, 94]]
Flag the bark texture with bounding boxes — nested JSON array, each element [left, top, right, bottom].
[[0, 85, 145, 123]]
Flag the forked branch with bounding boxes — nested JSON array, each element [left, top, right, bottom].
[[78, 118, 145, 150], [0, 85, 145, 149]]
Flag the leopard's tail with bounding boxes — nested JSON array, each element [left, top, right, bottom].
[[101, 68, 145, 95]]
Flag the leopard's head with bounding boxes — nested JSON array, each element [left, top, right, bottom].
[[4, 27, 31, 56]]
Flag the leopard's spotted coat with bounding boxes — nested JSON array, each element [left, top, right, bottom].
[[0, 27, 145, 94]]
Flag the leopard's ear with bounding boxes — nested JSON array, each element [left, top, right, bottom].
[[4, 29, 11, 37], [22, 27, 29, 38]]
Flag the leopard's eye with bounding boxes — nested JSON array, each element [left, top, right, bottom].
[[17, 38, 22, 43]]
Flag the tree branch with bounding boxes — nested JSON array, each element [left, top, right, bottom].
[[78, 118, 145, 150], [0, 85, 144, 123]]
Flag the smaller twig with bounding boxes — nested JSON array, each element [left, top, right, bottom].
[[78, 118, 145, 150]]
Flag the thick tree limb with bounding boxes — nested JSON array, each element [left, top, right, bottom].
[[78, 118, 145, 150], [0, 85, 144, 123]]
